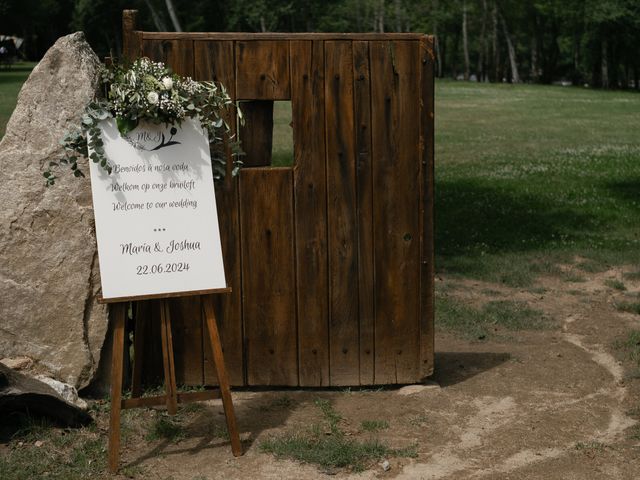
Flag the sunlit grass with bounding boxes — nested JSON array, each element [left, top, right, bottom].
[[435, 81, 640, 286], [0, 63, 35, 139]]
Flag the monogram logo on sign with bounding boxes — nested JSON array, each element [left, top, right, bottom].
[[125, 126, 182, 152]]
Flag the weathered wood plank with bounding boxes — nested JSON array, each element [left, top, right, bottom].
[[142, 39, 194, 77], [235, 41, 290, 100], [419, 37, 436, 378], [107, 303, 126, 473], [240, 168, 297, 385], [143, 32, 428, 41], [122, 10, 142, 60], [193, 40, 245, 386], [141, 300, 163, 386], [290, 40, 329, 386], [325, 41, 359, 386], [370, 41, 421, 384], [169, 297, 203, 385], [353, 40, 375, 385]]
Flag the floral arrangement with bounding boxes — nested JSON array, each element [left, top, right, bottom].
[[45, 58, 242, 186]]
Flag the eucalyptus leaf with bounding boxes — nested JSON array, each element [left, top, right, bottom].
[[116, 116, 138, 135]]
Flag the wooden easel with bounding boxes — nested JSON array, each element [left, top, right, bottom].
[[104, 290, 242, 473]]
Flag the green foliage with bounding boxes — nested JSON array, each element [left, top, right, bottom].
[[145, 414, 186, 443], [604, 279, 626, 291], [613, 330, 640, 364], [0, 64, 35, 139], [436, 81, 640, 286], [615, 299, 640, 315], [44, 58, 242, 186], [0, 413, 105, 480], [260, 398, 416, 472], [437, 297, 548, 340], [361, 420, 389, 432]]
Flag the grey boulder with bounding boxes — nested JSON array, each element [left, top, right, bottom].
[[0, 32, 109, 389]]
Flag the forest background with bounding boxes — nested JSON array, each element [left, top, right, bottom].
[[1, 0, 639, 89]]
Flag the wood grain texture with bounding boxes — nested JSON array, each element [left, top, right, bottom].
[[235, 40, 290, 100], [122, 10, 141, 60], [240, 168, 297, 385], [325, 41, 359, 386], [203, 296, 243, 456], [353, 41, 375, 385], [142, 39, 194, 77], [159, 300, 178, 414], [194, 40, 245, 386], [169, 297, 203, 385], [290, 40, 329, 386], [419, 36, 436, 378], [107, 303, 126, 473], [370, 41, 421, 384], [143, 32, 427, 41], [131, 301, 149, 398]]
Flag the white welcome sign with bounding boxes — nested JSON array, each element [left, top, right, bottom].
[[89, 118, 227, 300]]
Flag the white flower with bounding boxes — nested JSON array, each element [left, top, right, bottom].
[[147, 91, 159, 105], [161, 77, 173, 90]]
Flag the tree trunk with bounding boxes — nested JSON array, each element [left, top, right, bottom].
[[477, 0, 488, 81], [601, 38, 609, 88], [492, 1, 500, 82], [144, 0, 167, 31], [530, 36, 538, 82], [434, 0, 442, 77], [164, 0, 182, 32], [375, 0, 385, 33], [572, 33, 580, 85], [499, 9, 520, 83], [462, 1, 470, 80], [394, 0, 402, 32], [452, 31, 460, 79]]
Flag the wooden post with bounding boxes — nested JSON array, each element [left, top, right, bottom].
[[203, 295, 242, 456], [159, 299, 179, 415], [108, 303, 126, 474], [122, 9, 140, 61]]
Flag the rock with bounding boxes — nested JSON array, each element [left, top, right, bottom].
[[0, 356, 33, 370], [381, 459, 391, 471], [396, 380, 440, 396], [0, 363, 92, 426], [36, 375, 88, 410], [0, 32, 108, 389]]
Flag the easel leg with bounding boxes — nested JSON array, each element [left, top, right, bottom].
[[108, 303, 126, 473], [159, 299, 178, 415], [131, 301, 148, 399], [203, 295, 242, 456]]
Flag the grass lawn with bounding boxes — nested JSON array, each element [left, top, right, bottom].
[[435, 80, 640, 287], [0, 63, 36, 139], [1, 68, 638, 282]]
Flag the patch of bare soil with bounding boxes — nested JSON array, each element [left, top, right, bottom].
[[109, 266, 640, 479]]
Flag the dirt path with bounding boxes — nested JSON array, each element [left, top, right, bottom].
[[111, 266, 640, 479]]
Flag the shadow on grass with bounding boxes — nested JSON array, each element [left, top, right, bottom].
[[606, 178, 640, 209], [433, 352, 511, 387], [122, 391, 298, 470], [435, 179, 596, 258], [0, 71, 31, 85]]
